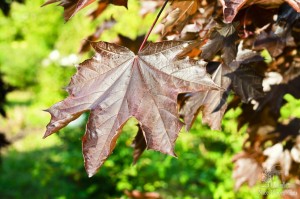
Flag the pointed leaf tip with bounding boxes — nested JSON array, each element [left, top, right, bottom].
[[87, 172, 94, 178], [172, 151, 178, 158], [43, 132, 50, 139], [86, 166, 97, 178]]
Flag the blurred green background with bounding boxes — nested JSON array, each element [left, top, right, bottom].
[[1, 0, 300, 198]]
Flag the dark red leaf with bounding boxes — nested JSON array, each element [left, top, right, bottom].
[[180, 63, 230, 130], [180, 47, 263, 130], [42, 0, 127, 21], [200, 22, 238, 65], [226, 46, 264, 103], [219, 0, 247, 23], [42, 0, 96, 21], [44, 41, 219, 177]]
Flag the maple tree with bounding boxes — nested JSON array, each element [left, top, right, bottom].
[[42, 0, 300, 197]]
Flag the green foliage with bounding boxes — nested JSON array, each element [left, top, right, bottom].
[[0, 109, 255, 199], [0, 119, 283, 199], [0, 108, 278, 198], [280, 94, 300, 119], [0, 0, 62, 87]]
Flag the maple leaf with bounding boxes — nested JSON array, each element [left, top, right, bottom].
[[161, 0, 199, 36], [44, 41, 219, 177], [253, 31, 286, 57], [219, 0, 300, 23], [227, 64, 264, 103], [180, 45, 263, 130], [200, 21, 238, 65], [179, 63, 231, 131], [42, 0, 96, 21], [232, 152, 263, 190], [42, 0, 127, 21], [219, 0, 247, 23], [253, 3, 300, 56], [180, 23, 202, 41], [226, 45, 264, 103]]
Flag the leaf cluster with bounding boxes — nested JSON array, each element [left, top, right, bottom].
[[42, 0, 300, 196]]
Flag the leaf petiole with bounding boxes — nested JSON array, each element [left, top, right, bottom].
[[138, 0, 169, 53]]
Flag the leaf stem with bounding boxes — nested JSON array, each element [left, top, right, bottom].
[[138, 0, 169, 53]]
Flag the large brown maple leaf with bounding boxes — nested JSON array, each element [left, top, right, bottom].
[[44, 41, 219, 177]]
